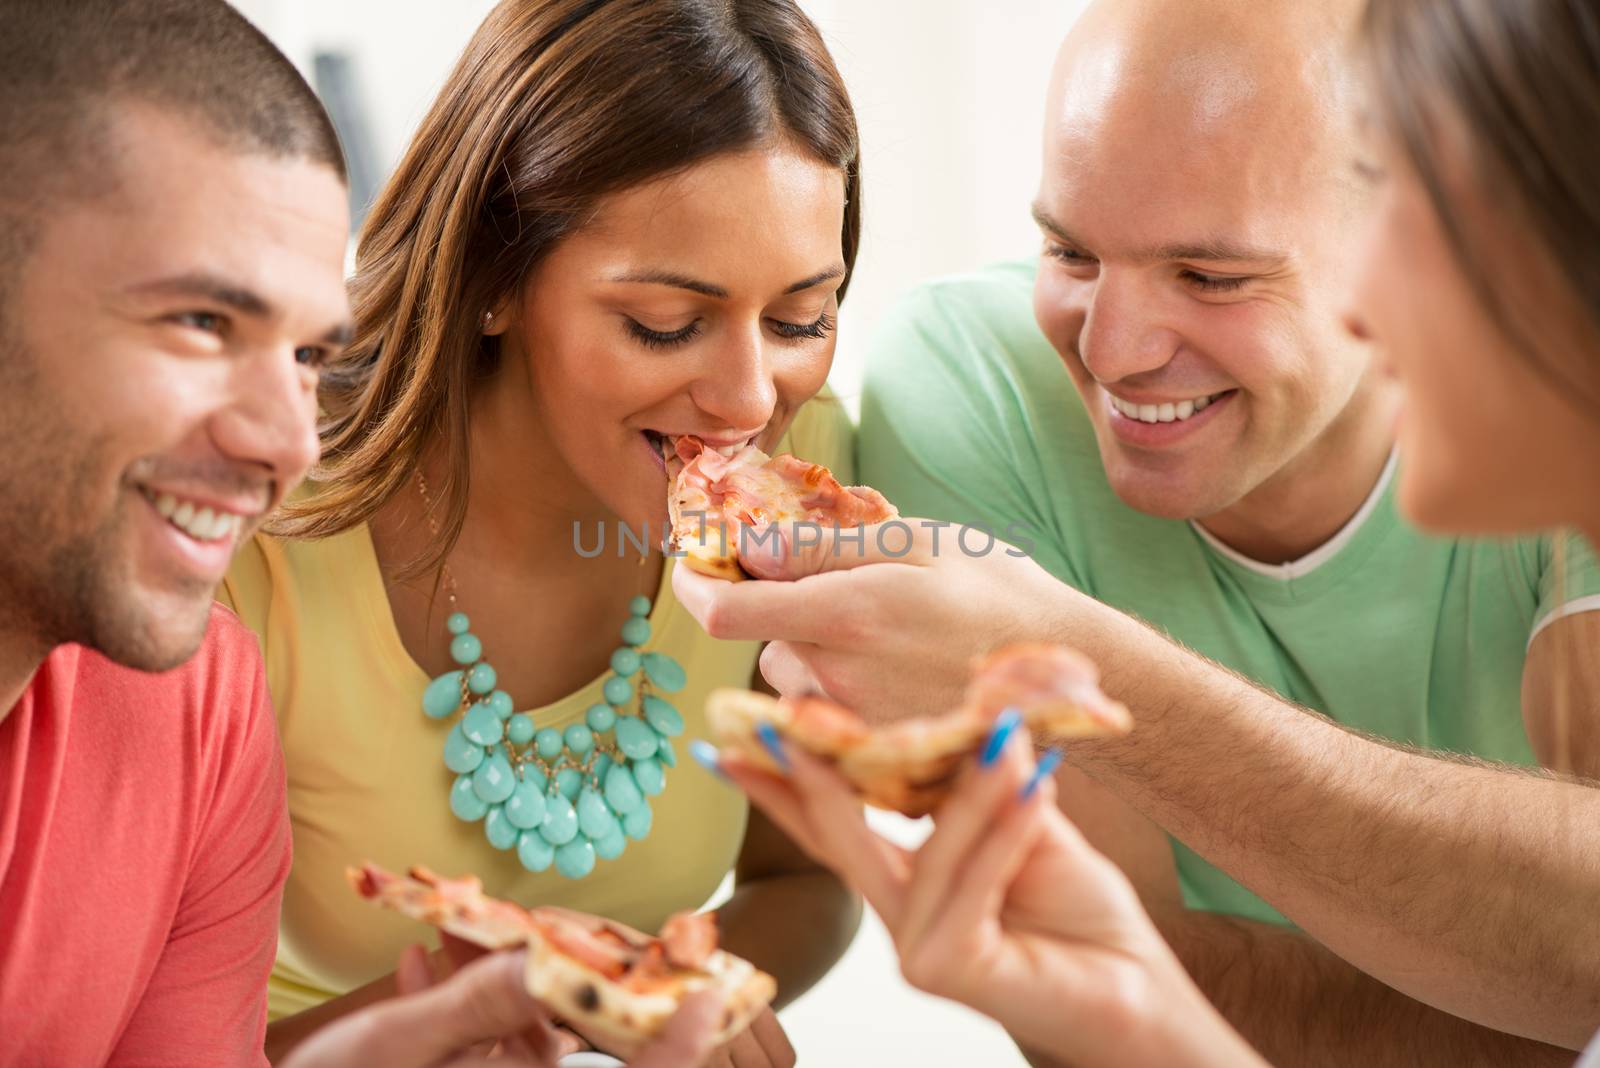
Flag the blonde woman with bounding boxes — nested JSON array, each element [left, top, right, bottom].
[[220, 1, 864, 1062]]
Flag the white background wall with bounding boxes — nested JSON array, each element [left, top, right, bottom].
[[230, 2, 1088, 1063]]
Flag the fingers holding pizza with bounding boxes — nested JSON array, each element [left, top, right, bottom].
[[706, 643, 1130, 818], [282, 946, 721, 1068], [348, 864, 776, 1063], [665, 438, 1108, 723], [698, 654, 1261, 1068]]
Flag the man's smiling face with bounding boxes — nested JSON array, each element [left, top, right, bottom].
[[1031, 0, 1379, 523], [0, 104, 350, 669]]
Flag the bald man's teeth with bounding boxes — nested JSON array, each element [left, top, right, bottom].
[[143, 489, 244, 543], [1109, 392, 1220, 424]]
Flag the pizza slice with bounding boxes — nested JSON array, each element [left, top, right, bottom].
[[347, 863, 776, 1055], [348, 862, 536, 949], [525, 907, 776, 1058], [706, 643, 1133, 817], [664, 434, 897, 581]]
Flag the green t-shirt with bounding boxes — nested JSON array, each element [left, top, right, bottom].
[[858, 259, 1600, 926]]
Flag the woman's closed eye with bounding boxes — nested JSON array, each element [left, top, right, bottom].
[[770, 311, 835, 342], [624, 311, 837, 349], [626, 317, 703, 350]]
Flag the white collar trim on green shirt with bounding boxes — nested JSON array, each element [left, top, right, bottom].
[[1189, 449, 1398, 582]]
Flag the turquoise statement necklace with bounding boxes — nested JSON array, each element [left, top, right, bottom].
[[415, 470, 686, 879]]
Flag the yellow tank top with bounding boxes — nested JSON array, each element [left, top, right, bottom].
[[219, 398, 852, 1019]]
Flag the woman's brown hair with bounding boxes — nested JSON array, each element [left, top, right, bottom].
[[1360, 0, 1600, 778], [276, 0, 860, 571], [1357, 0, 1600, 409]]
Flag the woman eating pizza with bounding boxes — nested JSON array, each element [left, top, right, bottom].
[[218, 0, 862, 1061], [708, 0, 1600, 1064]]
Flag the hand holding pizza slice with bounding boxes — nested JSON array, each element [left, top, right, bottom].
[[665, 434, 897, 582], [706, 643, 1132, 817], [348, 864, 776, 1059]]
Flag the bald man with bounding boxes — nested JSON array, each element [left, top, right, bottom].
[[673, 0, 1600, 1063]]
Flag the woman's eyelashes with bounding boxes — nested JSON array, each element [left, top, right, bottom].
[[623, 311, 836, 350], [626, 318, 702, 349], [772, 311, 836, 341]]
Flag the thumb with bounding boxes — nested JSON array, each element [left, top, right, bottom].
[[631, 991, 723, 1068], [369, 950, 554, 1065], [740, 518, 931, 580], [282, 950, 558, 1068]]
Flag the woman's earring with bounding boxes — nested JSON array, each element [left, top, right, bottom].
[[482, 311, 494, 327]]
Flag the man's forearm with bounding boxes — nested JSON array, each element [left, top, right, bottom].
[[1061, 593, 1600, 1047], [1158, 909, 1572, 1066], [715, 871, 861, 1009]]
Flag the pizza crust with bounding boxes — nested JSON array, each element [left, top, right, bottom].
[[706, 688, 982, 817], [524, 911, 776, 1058], [677, 536, 747, 583], [347, 864, 777, 1053], [347, 863, 534, 949], [707, 643, 1133, 818]]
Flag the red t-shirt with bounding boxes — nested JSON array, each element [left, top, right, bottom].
[[0, 606, 290, 1066]]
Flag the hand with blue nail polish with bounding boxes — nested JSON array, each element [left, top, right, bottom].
[[689, 739, 730, 781], [755, 721, 792, 772], [979, 707, 1023, 767], [716, 726, 1262, 1068]]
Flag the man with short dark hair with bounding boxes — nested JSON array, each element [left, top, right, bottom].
[[0, 2, 348, 1061], [0, 3, 725, 1063], [0, 4, 654, 1065]]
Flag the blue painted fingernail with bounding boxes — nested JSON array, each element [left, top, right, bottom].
[[980, 707, 1023, 768], [689, 739, 729, 781], [1020, 749, 1064, 800], [755, 721, 790, 772]]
